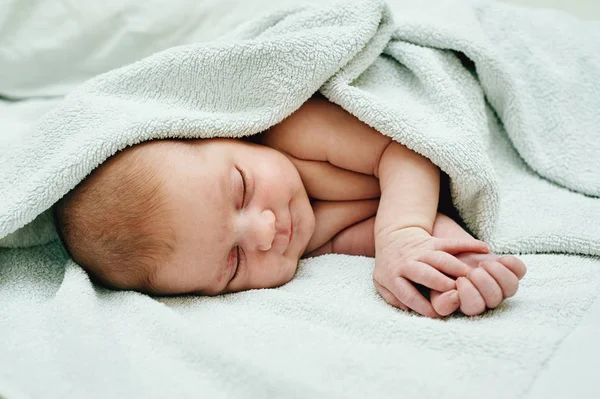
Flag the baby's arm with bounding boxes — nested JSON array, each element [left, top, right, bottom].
[[370, 135, 528, 317], [373, 137, 493, 317], [264, 98, 493, 317], [303, 199, 378, 256]]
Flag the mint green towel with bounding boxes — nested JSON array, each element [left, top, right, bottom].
[[1, 1, 599, 398]]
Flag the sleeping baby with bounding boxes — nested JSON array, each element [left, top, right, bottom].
[[53, 97, 526, 318]]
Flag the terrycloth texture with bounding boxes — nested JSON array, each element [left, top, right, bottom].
[[0, 0, 308, 98], [1, 247, 600, 398], [2, 0, 600, 252], [1, 0, 600, 398]]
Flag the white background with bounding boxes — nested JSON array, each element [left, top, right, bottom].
[[503, 0, 600, 19]]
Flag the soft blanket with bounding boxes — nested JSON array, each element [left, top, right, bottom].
[[1, 0, 600, 398]]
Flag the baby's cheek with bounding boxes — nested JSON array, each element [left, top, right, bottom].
[[247, 255, 299, 290], [282, 257, 301, 283], [266, 257, 297, 288]]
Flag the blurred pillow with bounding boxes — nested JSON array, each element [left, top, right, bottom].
[[0, 0, 304, 98]]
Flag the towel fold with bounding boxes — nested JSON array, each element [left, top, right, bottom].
[[1, 0, 599, 256]]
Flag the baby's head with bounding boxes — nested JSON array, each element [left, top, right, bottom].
[[54, 138, 315, 296]]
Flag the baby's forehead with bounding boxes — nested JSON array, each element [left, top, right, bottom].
[[120, 138, 264, 186], [129, 139, 189, 157], [112, 140, 196, 172]]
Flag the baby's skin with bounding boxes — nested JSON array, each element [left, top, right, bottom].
[[261, 98, 526, 317], [133, 98, 525, 317], [72, 98, 526, 318]]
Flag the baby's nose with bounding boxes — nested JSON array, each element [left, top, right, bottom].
[[247, 209, 276, 251]]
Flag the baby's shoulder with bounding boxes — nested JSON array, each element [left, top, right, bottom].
[[261, 98, 391, 179], [260, 100, 333, 162]]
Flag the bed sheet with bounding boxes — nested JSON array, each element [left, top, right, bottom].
[[527, 288, 600, 398], [0, 1, 600, 390], [1, 97, 600, 398]]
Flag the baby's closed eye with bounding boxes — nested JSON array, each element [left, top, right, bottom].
[[235, 166, 248, 208]]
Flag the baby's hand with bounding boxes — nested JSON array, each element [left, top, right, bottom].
[[431, 253, 526, 316], [373, 227, 489, 318]]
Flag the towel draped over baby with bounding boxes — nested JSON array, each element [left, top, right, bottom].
[[2, 0, 600, 255], [1, 0, 600, 398]]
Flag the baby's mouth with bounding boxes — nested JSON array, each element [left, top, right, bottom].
[[273, 213, 293, 254], [289, 215, 294, 245]]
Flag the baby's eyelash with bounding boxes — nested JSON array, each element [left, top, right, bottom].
[[232, 246, 243, 281], [238, 167, 247, 207]]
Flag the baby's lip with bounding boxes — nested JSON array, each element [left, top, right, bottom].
[[274, 213, 293, 254], [289, 215, 294, 245]]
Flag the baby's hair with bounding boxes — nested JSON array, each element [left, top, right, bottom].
[[53, 142, 177, 292]]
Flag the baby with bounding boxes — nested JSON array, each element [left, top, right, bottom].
[[54, 97, 526, 318]]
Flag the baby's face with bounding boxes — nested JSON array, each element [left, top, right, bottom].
[[143, 138, 315, 295]]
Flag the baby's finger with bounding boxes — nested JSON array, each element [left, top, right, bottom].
[[373, 279, 409, 311], [479, 261, 519, 298], [403, 261, 456, 292], [420, 251, 471, 277], [431, 290, 460, 317], [435, 238, 489, 255], [457, 277, 486, 316], [467, 267, 503, 308], [499, 256, 527, 280], [387, 276, 439, 318]]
